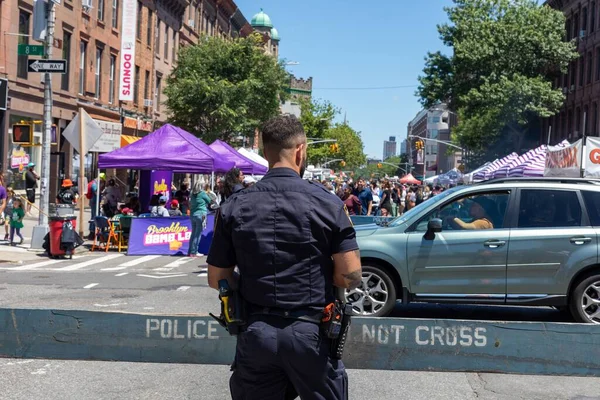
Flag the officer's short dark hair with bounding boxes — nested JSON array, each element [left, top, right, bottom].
[[261, 115, 305, 151]]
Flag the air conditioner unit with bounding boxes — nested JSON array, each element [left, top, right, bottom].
[[82, 0, 93, 12], [580, 30, 586, 38], [143, 99, 153, 107], [188, 19, 195, 28]]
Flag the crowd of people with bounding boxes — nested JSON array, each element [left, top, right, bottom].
[[318, 176, 449, 217]]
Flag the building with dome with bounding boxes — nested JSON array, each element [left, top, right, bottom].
[[250, 9, 280, 58]]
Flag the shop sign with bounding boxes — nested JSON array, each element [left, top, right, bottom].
[[123, 117, 153, 132], [90, 120, 122, 153], [119, 0, 137, 101], [128, 217, 192, 256], [10, 148, 30, 171]]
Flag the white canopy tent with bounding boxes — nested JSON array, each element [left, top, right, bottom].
[[238, 148, 268, 168]]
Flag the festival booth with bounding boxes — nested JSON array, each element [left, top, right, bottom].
[[98, 124, 235, 256], [400, 173, 421, 185], [209, 140, 268, 175], [238, 147, 269, 168]]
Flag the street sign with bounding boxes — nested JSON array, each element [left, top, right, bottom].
[[0, 78, 7, 111], [18, 44, 45, 56], [27, 59, 67, 74], [62, 109, 104, 154]]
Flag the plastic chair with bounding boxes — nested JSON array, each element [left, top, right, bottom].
[[115, 216, 133, 252], [91, 216, 118, 252]]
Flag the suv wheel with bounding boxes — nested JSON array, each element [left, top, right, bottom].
[[570, 273, 600, 324], [345, 265, 396, 317]]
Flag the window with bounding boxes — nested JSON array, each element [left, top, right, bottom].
[[137, 2, 142, 40], [134, 65, 140, 104], [574, 13, 580, 38], [566, 19, 572, 41], [144, 70, 150, 103], [97, 0, 104, 21], [112, 0, 119, 29], [155, 19, 161, 56], [592, 2, 596, 33], [155, 74, 162, 111], [584, 105, 590, 134], [164, 25, 169, 60], [147, 10, 153, 45], [79, 41, 87, 95], [582, 191, 600, 226], [17, 11, 30, 79], [576, 107, 582, 133], [61, 31, 71, 91], [596, 48, 600, 81], [95, 47, 103, 99], [594, 103, 598, 135], [109, 54, 116, 104], [414, 192, 510, 232], [518, 190, 582, 228], [571, 61, 576, 86], [588, 52, 593, 84], [429, 129, 439, 139], [172, 31, 177, 62], [583, 7, 588, 32], [580, 57, 585, 87]]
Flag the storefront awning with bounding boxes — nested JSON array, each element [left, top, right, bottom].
[[121, 135, 141, 148]]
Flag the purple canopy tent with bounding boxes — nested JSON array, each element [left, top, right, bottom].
[[494, 146, 546, 179], [209, 140, 268, 175], [473, 153, 518, 182], [98, 124, 234, 173], [508, 141, 569, 177]]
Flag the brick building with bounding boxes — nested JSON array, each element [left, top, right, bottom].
[[0, 0, 253, 195], [544, 0, 600, 144]]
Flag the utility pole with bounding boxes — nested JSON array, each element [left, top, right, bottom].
[[39, 0, 55, 227]]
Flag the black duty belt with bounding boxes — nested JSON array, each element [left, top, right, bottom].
[[248, 306, 322, 324]]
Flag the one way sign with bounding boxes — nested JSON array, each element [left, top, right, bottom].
[[27, 59, 67, 74]]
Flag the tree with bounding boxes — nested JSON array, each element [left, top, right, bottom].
[[327, 123, 367, 169], [417, 0, 578, 164], [299, 98, 337, 165], [164, 34, 290, 143]]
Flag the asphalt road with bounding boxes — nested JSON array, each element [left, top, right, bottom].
[[1, 251, 599, 399]]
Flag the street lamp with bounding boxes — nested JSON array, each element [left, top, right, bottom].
[[284, 61, 300, 66], [307, 139, 337, 145], [321, 159, 344, 167], [408, 134, 466, 174], [378, 161, 407, 174]]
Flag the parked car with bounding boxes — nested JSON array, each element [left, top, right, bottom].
[[351, 177, 600, 324]]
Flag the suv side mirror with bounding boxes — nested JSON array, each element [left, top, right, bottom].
[[424, 218, 443, 240]]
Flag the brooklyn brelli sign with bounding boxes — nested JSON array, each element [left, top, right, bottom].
[[119, 0, 137, 101]]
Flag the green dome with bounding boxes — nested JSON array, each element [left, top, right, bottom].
[[270, 27, 280, 41], [251, 9, 273, 28]]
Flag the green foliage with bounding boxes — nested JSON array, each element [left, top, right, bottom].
[[417, 0, 579, 159], [164, 34, 290, 143], [299, 98, 337, 164], [327, 123, 367, 169], [353, 156, 404, 180]]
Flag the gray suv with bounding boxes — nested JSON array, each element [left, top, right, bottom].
[[351, 178, 600, 324]]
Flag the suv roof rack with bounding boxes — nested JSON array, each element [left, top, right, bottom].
[[479, 177, 600, 185]]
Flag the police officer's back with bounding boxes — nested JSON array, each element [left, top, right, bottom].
[[207, 115, 362, 400]]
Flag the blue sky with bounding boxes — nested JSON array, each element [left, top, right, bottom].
[[235, 0, 454, 159]]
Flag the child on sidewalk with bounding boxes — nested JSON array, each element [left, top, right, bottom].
[[10, 198, 25, 246], [3, 187, 15, 241]]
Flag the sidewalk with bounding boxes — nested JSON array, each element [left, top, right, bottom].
[[0, 196, 93, 262]]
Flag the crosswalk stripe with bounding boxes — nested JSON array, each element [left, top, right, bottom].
[[54, 254, 124, 271], [116, 255, 162, 268], [1, 259, 65, 271], [154, 257, 194, 270]]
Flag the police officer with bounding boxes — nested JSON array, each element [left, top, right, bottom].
[[207, 115, 362, 400]]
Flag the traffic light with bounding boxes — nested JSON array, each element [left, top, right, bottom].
[[377, 163, 382, 169], [415, 140, 424, 150], [340, 160, 346, 167], [12, 123, 33, 144], [329, 143, 339, 153]]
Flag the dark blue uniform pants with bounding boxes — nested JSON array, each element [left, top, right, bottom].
[[230, 315, 348, 400]]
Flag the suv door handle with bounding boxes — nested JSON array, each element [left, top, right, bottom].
[[484, 240, 506, 249], [570, 237, 592, 245]]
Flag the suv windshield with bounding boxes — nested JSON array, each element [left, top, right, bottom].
[[390, 186, 461, 227]]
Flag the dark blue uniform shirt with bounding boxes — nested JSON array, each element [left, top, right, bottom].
[[207, 167, 358, 311]]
